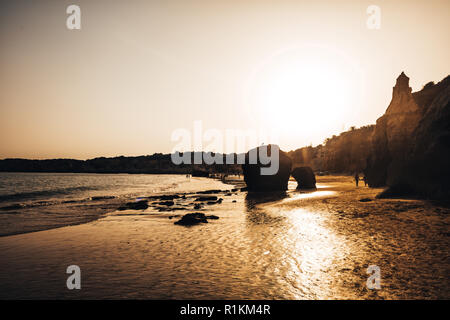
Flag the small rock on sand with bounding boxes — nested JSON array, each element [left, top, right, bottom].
[[174, 213, 208, 225], [174, 213, 220, 226], [118, 200, 149, 211]]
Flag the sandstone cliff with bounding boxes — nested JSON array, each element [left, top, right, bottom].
[[366, 73, 450, 199]]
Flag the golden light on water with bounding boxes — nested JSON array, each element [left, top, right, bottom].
[[284, 208, 347, 299], [284, 190, 337, 201]]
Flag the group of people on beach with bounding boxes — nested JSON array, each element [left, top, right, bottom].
[[354, 172, 368, 187]]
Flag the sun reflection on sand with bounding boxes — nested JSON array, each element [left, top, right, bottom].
[[243, 186, 345, 298], [282, 208, 347, 299], [283, 190, 336, 202]]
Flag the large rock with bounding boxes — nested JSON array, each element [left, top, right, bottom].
[[366, 73, 450, 198], [385, 77, 450, 198], [242, 144, 292, 191], [366, 72, 426, 187], [291, 166, 316, 189]]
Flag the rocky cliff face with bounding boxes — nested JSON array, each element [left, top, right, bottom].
[[397, 79, 450, 198], [366, 72, 423, 187], [366, 73, 450, 199]]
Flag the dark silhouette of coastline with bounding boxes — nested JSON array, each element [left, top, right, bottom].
[[1, 73, 449, 199], [0, 153, 242, 175]]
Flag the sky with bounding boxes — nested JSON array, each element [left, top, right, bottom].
[[0, 0, 449, 159]]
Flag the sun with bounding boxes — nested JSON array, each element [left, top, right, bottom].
[[243, 45, 364, 147]]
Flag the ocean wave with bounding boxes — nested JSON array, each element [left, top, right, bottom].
[[0, 186, 97, 203]]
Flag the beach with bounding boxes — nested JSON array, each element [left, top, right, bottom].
[[0, 176, 448, 299]]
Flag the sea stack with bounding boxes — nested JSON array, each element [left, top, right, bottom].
[[291, 166, 316, 189], [242, 144, 292, 191]]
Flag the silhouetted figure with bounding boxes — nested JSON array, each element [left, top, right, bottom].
[[363, 175, 368, 186], [354, 173, 359, 187]]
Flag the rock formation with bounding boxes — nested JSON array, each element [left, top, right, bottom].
[[366, 72, 450, 198], [174, 213, 209, 225], [174, 213, 219, 226], [366, 72, 423, 187], [291, 166, 316, 189], [242, 144, 292, 191], [118, 200, 149, 211]]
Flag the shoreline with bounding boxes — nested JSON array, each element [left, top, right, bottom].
[[0, 175, 448, 299], [0, 175, 241, 238]]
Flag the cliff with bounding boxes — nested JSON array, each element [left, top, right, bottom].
[[366, 73, 450, 199], [366, 72, 423, 187], [287, 125, 375, 174]]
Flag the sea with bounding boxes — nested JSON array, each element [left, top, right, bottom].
[[0, 172, 231, 236]]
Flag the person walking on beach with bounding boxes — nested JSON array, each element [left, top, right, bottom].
[[354, 172, 359, 187], [363, 175, 368, 186]]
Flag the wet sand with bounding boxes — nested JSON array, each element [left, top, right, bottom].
[[0, 176, 448, 299]]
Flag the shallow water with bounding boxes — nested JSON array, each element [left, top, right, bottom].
[[0, 173, 230, 236], [0, 185, 338, 299]]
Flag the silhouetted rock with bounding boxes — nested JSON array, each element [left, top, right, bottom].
[[118, 200, 148, 211], [366, 73, 450, 199], [366, 72, 423, 187], [174, 212, 209, 225], [291, 166, 316, 189], [384, 76, 450, 198], [242, 144, 292, 191]]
